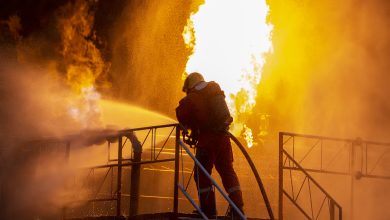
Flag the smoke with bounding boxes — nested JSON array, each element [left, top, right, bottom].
[[1, 1, 186, 217], [254, 0, 390, 219], [0, 0, 112, 137], [1, 66, 76, 139], [0, 55, 101, 219], [255, 0, 390, 141], [0, 1, 111, 218]]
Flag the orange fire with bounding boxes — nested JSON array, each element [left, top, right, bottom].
[[57, 1, 107, 91], [56, 1, 109, 129], [183, 0, 273, 147]]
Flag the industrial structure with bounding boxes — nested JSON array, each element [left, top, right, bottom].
[[2, 123, 389, 220]]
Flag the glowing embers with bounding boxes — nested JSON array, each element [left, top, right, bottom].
[[182, 0, 273, 147]]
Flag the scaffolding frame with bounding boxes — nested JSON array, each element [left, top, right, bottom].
[[279, 131, 390, 220], [279, 132, 344, 220]]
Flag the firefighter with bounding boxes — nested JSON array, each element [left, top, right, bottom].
[[176, 72, 244, 218]]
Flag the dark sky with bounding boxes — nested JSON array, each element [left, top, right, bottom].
[[0, 0, 129, 64], [0, 0, 116, 32]]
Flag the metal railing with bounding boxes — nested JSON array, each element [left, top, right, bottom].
[[16, 124, 274, 219], [279, 132, 343, 220], [177, 140, 247, 220], [65, 124, 275, 219], [279, 132, 390, 220], [280, 132, 390, 180], [62, 123, 179, 218]]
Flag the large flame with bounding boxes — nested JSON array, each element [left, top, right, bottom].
[[57, 1, 109, 129], [183, 0, 272, 147]]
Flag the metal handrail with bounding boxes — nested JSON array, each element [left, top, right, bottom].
[[281, 132, 390, 180], [177, 184, 208, 220], [281, 131, 390, 146], [282, 149, 343, 220], [61, 124, 179, 219], [178, 140, 247, 220], [279, 132, 343, 220], [284, 149, 343, 207]]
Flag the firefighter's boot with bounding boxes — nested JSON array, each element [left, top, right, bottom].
[[199, 188, 217, 218]]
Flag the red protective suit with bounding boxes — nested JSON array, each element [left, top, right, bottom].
[[176, 81, 244, 216]]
